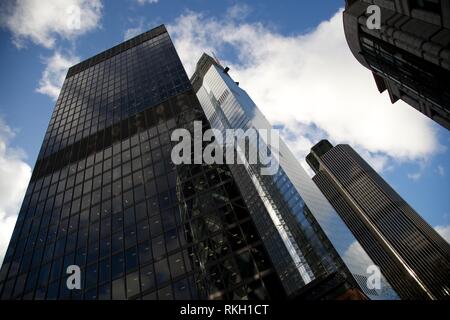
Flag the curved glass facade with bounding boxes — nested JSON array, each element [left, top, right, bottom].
[[191, 54, 399, 300]]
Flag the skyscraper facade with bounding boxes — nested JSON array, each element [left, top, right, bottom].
[[191, 54, 399, 300], [343, 0, 450, 130], [0, 26, 287, 300], [306, 139, 450, 299]]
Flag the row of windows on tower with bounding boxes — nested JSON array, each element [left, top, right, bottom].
[[40, 34, 190, 159]]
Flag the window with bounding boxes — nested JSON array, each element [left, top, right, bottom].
[[111, 252, 125, 279], [174, 278, 191, 300], [86, 263, 98, 289], [111, 231, 123, 253], [112, 278, 125, 300], [98, 283, 111, 300], [124, 226, 137, 249], [154, 258, 170, 286], [157, 285, 173, 300], [140, 264, 155, 292], [99, 258, 111, 284], [165, 229, 179, 252], [126, 271, 140, 298], [123, 189, 134, 207], [169, 252, 185, 278], [135, 202, 147, 222], [410, 0, 441, 14]]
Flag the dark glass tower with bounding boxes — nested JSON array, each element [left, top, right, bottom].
[[343, 0, 450, 130], [306, 140, 450, 300], [0, 25, 286, 300]]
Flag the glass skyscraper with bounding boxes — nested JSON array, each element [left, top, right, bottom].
[[0, 26, 287, 300], [307, 140, 450, 300], [191, 53, 399, 300]]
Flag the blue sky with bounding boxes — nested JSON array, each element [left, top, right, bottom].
[[0, 0, 449, 264]]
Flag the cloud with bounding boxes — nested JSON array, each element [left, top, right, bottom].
[[343, 241, 374, 274], [437, 165, 445, 177], [435, 225, 450, 243], [226, 4, 251, 20], [279, 122, 392, 175], [36, 51, 80, 100], [278, 122, 326, 176], [124, 24, 146, 41], [407, 172, 422, 181], [0, 0, 103, 48], [123, 16, 162, 41], [354, 148, 392, 173], [136, 0, 158, 5], [406, 160, 429, 181], [0, 117, 32, 266], [123, 18, 148, 41], [168, 9, 442, 170]]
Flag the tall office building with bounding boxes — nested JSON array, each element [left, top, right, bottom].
[[306, 139, 450, 299], [191, 54, 399, 300], [0, 25, 288, 300], [343, 0, 450, 130]]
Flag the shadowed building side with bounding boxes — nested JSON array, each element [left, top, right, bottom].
[[343, 0, 450, 130]]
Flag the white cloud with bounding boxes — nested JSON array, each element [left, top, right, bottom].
[[437, 165, 445, 177], [36, 51, 80, 100], [123, 26, 145, 41], [136, 0, 158, 5], [435, 225, 450, 244], [226, 4, 251, 20], [279, 123, 392, 175], [123, 16, 162, 41], [1, 0, 103, 48], [168, 9, 442, 168], [0, 117, 32, 267], [406, 160, 428, 181], [279, 122, 325, 176], [123, 18, 148, 41], [407, 171, 422, 181], [343, 241, 374, 273], [354, 147, 393, 173], [124, 24, 146, 41]]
